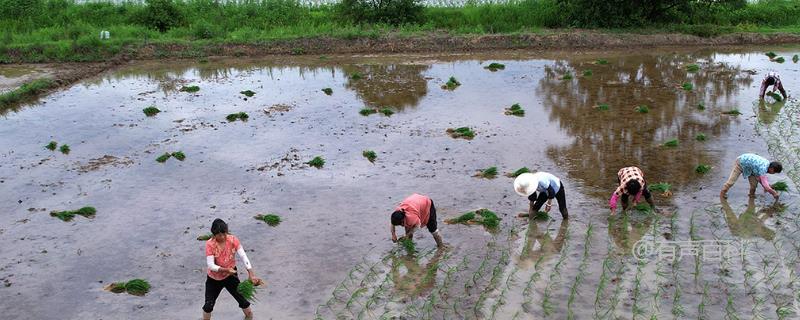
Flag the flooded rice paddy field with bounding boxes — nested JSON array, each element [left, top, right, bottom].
[[2, 47, 800, 319]]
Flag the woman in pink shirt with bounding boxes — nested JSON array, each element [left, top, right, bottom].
[[390, 193, 444, 248], [203, 219, 263, 320]]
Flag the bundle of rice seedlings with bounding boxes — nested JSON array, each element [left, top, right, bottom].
[[682, 82, 693, 91], [362, 150, 377, 163], [350, 72, 363, 80], [695, 164, 711, 174], [794, 55, 799, 63], [505, 103, 525, 116], [50, 206, 96, 221], [633, 203, 652, 213], [663, 139, 678, 147], [156, 153, 171, 163], [237, 279, 259, 303], [171, 151, 186, 161], [635, 105, 649, 113], [485, 63, 505, 71], [240, 90, 256, 97], [775, 57, 786, 63], [379, 108, 394, 116], [533, 211, 549, 221], [686, 64, 700, 72], [321, 88, 333, 95], [45, 141, 57, 151], [595, 59, 609, 65], [254, 214, 282, 226], [442, 77, 461, 90], [109, 282, 127, 293], [561, 72, 573, 80], [59, 144, 70, 154], [595, 103, 610, 111], [446, 127, 475, 140], [506, 167, 530, 178], [447, 212, 475, 224], [476, 209, 500, 228], [477, 167, 498, 179], [583, 69, 593, 77], [767, 92, 783, 101], [648, 182, 671, 193], [697, 102, 705, 110], [398, 238, 416, 254], [197, 233, 213, 241], [359, 108, 376, 116], [124, 279, 150, 296], [771, 181, 789, 192], [721, 109, 741, 115], [695, 133, 707, 141], [307, 156, 325, 168], [226, 112, 249, 122], [143, 106, 160, 117], [180, 85, 200, 93], [766, 52, 777, 59]]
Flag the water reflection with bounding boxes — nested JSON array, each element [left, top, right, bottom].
[[608, 212, 654, 255], [756, 99, 785, 125], [540, 53, 754, 198], [720, 198, 775, 241], [390, 249, 444, 297], [343, 64, 430, 109], [518, 219, 569, 268]]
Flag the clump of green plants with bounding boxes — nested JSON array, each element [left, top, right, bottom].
[[398, 238, 415, 254], [442, 77, 461, 90], [562, 72, 573, 80], [648, 182, 672, 196], [446, 209, 500, 229], [179, 85, 200, 93], [197, 233, 213, 241], [686, 64, 700, 72], [635, 105, 650, 113], [322, 88, 333, 95], [226, 112, 249, 122], [485, 63, 505, 71], [767, 92, 783, 101], [695, 164, 711, 174], [45, 141, 57, 151], [240, 90, 256, 97], [51, 206, 96, 221], [682, 82, 693, 91], [596, 103, 610, 111], [237, 279, 259, 302], [359, 108, 376, 116], [476, 166, 498, 179], [143, 106, 160, 117], [794, 55, 799, 63], [156, 153, 171, 163], [171, 151, 186, 161], [775, 57, 786, 63], [583, 69, 593, 77], [663, 139, 679, 147], [59, 144, 70, 154], [771, 181, 789, 192], [307, 156, 325, 168], [109, 282, 127, 293], [448, 211, 474, 224], [697, 102, 706, 110], [379, 108, 394, 116], [446, 127, 475, 140], [766, 52, 777, 59], [124, 279, 151, 296], [0, 78, 55, 109], [362, 150, 377, 163], [696, 133, 707, 141], [254, 214, 281, 226], [633, 203, 652, 213], [506, 167, 530, 178], [505, 103, 525, 116], [350, 72, 363, 80], [533, 211, 549, 221], [596, 59, 609, 65], [721, 109, 741, 115]]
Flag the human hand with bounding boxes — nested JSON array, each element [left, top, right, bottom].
[[391, 235, 398, 242], [610, 208, 616, 216], [249, 276, 263, 286]]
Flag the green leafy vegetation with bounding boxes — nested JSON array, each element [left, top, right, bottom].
[[171, 151, 186, 161], [506, 167, 530, 178], [45, 141, 57, 151], [50, 206, 96, 222], [775, 56, 786, 63], [595, 59, 609, 65], [350, 72, 363, 80], [124, 279, 151, 296], [635, 105, 649, 113], [156, 153, 171, 163], [447, 209, 500, 229], [226, 112, 249, 122], [686, 64, 700, 72], [695, 164, 711, 174], [696, 133, 707, 141], [143, 106, 160, 117], [596, 103, 610, 111], [794, 55, 799, 63], [362, 150, 377, 163], [663, 139, 678, 147], [533, 211, 549, 221], [648, 182, 671, 193], [505, 103, 525, 116], [398, 237, 416, 254], [179, 85, 200, 93], [322, 88, 333, 95], [240, 90, 256, 97], [237, 279, 259, 302], [771, 181, 789, 192], [768, 92, 783, 101], [633, 203, 652, 213], [682, 82, 693, 91], [59, 144, 70, 154], [0, 78, 55, 110], [307, 156, 325, 168], [448, 211, 475, 224], [197, 233, 213, 241], [442, 77, 461, 90], [485, 63, 505, 71], [721, 109, 741, 115], [697, 102, 705, 110], [446, 127, 475, 140], [766, 51, 777, 59], [477, 166, 498, 179], [379, 108, 394, 116], [561, 72, 573, 80], [254, 214, 281, 226], [583, 69, 593, 77], [359, 108, 376, 116]]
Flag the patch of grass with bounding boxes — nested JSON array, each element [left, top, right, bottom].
[[143, 106, 160, 117], [695, 133, 707, 141], [240, 90, 256, 97], [596, 103, 610, 111], [237, 279, 259, 302], [350, 72, 363, 80], [774, 56, 786, 63], [478, 166, 498, 179], [156, 153, 171, 163], [446, 127, 475, 140], [583, 69, 593, 77], [398, 237, 415, 254], [682, 82, 693, 91], [321, 88, 333, 95], [59, 144, 70, 154], [45, 141, 57, 151], [442, 77, 461, 90], [695, 164, 711, 174], [648, 182, 671, 193], [359, 108, 376, 116], [362, 150, 377, 163], [663, 139, 679, 147], [771, 181, 789, 192], [197, 233, 213, 241], [686, 64, 700, 72], [533, 211, 549, 221], [379, 108, 394, 116], [506, 167, 530, 178], [124, 279, 150, 296], [307, 156, 325, 168], [226, 112, 249, 122], [254, 214, 281, 226], [505, 103, 525, 116], [0, 78, 56, 110], [171, 151, 186, 161], [794, 55, 799, 63], [50, 206, 96, 221], [596, 59, 609, 65], [485, 63, 505, 71], [561, 72, 573, 80], [179, 85, 200, 93], [767, 92, 783, 101], [766, 52, 777, 59], [721, 109, 741, 115], [635, 105, 650, 113]]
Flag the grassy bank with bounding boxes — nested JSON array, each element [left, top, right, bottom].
[[2, 0, 800, 63]]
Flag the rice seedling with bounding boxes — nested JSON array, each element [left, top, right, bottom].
[[197, 233, 213, 241], [695, 164, 711, 174], [686, 64, 700, 72], [583, 69, 593, 77], [567, 224, 593, 319], [768, 91, 783, 101], [771, 181, 789, 192], [635, 105, 649, 113], [179, 85, 200, 93], [237, 279, 259, 302], [379, 108, 394, 116], [766, 52, 777, 59], [595, 103, 609, 111], [123, 279, 150, 296], [50, 206, 96, 221], [504, 103, 524, 116], [59, 144, 70, 154], [108, 282, 127, 293], [447, 209, 500, 229], [633, 203, 652, 213], [596, 59, 609, 65], [170, 151, 186, 161], [477, 166, 498, 179], [533, 211, 549, 221], [696, 133, 707, 141], [156, 153, 171, 163], [322, 88, 333, 95], [359, 108, 376, 116], [648, 182, 672, 196], [142, 106, 160, 117], [448, 212, 475, 224], [350, 72, 363, 80], [240, 90, 256, 97], [362, 150, 377, 163], [697, 102, 705, 110], [45, 141, 57, 151], [442, 77, 461, 90], [775, 56, 786, 63], [307, 156, 325, 168], [671, 282, 685, 317], [663, 139, 678, 147], [721, 109, 741, 115], [484, 63, 505, 71], [254, 214, 281, 226], [682, 82, 693, 91], [226, 112, 249, 122], [794, 55, 799, 63], [446, 127, 475, 140], [506, 167, 530, 178], [698, 282, 710, 319], [561, 72, 573, 80]]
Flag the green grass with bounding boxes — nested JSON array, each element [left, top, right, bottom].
[[171, 151, 186, 161], [583, 69, 593, 77], [771, 181, 789, 192], [507, 167, 530, 178], [362, 150, 377, 163], [478, 166, 498, 178], [350, 72, 363, 80], [767, 92, 783, 101], [307, 156, 325, 168], [695, 164, 711, 174], [485, 63, 505, 71], [59, 144, 70, 154], [254, 214, 281, 226], [635, 105, 650, 113], [696, 133, 707, 141], [156, 153, 171, 163], [143, 106, 160, 117], [505, 103, 525, 116], [648, 182, 671, 193], [686, 64, 700, 72], [50, 206, 96, 221], [359, 108, 376, 116], [682, 82, 693, 91], [179, 85, 200, 93], [197, 233, 213, 241], [442, 77, 461, 90], [379, 108, 394, 116], [447, 127, 475, 140], [226, 112, 249, 122], [595, 59, 609, 65], [240, 90, 256, 97], [596, 103, 610, 111], [237, 279, 259, 303], [721, 109, 741, 115], [0, 78, 56, 110], [322, 88, 333, 95], [45, 141, 57, 151], [663, 139, 679, 147], [124, 279, 150, 296], [775, 56, 786, 63]]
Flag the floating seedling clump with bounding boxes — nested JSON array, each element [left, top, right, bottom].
[[321, 88, 333, 95], [767, 92, 783, 101], [696, 133, 707, 141], [682, 82, 693, 91], [448, 211, 474, 224], [595, 103, 610, 111], [635, 105, 649, 113], [237, 279, 259, 303], [648, 182, 672, 196], [107, 279, 150, 296], [442, 77, 461, 90], [476, 166, 498, 179], [359, 108, 376, 116], [695, 164, 711, 174], [45, 141, 57, 151], [240, 90, 256, 97], [506, 167, 530, 178], [50, 206, 96, 221], [379, 108, 394, 116], [350, 72, 363, 80], [595, 59, 608, 65], [446, 127, 475, 140], [446, 209, 500, 229], [633, 203, 652, 213], [307, 156, 325, 168], [143, 106, 160, 117], [533, 211, 549, 221], [663, 139, 679, 147], [583, 69, 593, 77], [171, 151, 186, 161], [226, 112, 249, 122], [794, 55, 799, 63], [156, 153, 171, 163], [721, 109, 741, 115], [775, 57, 786, 63], [59, 144, 70, 154], [504, 103, 525, 116], [179, 85, 200, 93], [766, 52, 777, 59], [485, 63, 505, 71], [686, 64, 700, 72], [362, 150, 377, 163], [697, 102, 705, 110], [254, 214, 281, 226], [771, 181, 789, 192], [561, 72, 573, 80], [398, 238, 416, 255], [197, 233, 213, 241]]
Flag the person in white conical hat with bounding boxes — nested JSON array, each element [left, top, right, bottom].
[[514, 172, 568, 219]]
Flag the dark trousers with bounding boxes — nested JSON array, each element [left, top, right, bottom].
[[426, 200, 438, 233], [529, 182, 568, 219], [203, 274, 250, 313]]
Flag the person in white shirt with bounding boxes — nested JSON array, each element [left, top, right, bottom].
[[514, 172, 569, 219]]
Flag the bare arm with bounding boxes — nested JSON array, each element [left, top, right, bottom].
[[758, 175, 779, 198], [390, 223, 397, 242]]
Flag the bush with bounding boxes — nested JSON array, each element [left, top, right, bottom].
[[336, 0, 423, 25], [190, 20, 220, 40], [138, 0, 183, 32]]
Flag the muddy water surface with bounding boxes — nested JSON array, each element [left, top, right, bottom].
[[1, 47, 800, 319]]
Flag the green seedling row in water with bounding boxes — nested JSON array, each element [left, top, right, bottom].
[[50, 206, 96, 221], [45, 141, 57, 151], [124, 279, 150, 296], [379, 108, 394, 116], [766, 51, 777, 59], [171, 151, 186, 161], [143, 106, 160, 117], [240, 90, 256, 97], [635, 105, 649, 113], [254, 214, 281, 226], [722, 109, 741, 115], [507, 167, 530, 178], [533, 211, 549, 221], [775, 56, 786, 63], [322, 88, 333, 95], [398, 238, 415, 254], [596, 103, 609, 111], [485, 62, 505, 71], [59, 144, 70, 154], [358, 108, 376, 116], [562, 72, 573, 80], [696, 133, 707, 141], [771, 181, 789, 192], [663, 139, 679, 147], [307, 156, 325, 168], [583, 69, 593, 77], [505, 103, 525, 116], [237, 279, 259, 302], [156, 153, 171, 163], [226, 112, 249, 122], [479, 166, 497, 178], [648, 182, 671, 193], [686, 64, 700, 72], [197, 233, 213, 241], [179, 85, 200, 93], [350, 72, 363, 80], [696, 164, 711, 174], [362, 150, 377, 163], [442, 76, 461, 90], [447, 127, 475, 140], [682, 82, 693, 91]]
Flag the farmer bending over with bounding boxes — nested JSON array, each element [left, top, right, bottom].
[[390, 193, 444, 248], [513, 172, 569, 219], [203, 218, 263, 320], [720, 153, 782, 200], [609, 166, 655, 215], [759, 72, 787, 100]]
